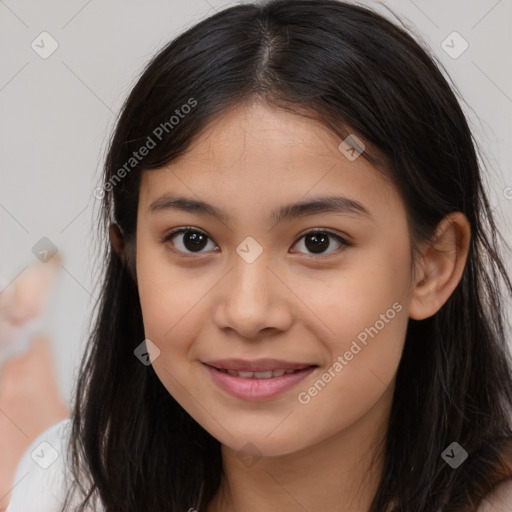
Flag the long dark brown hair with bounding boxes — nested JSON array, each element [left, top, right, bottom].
[[62, 1, 512, 510]]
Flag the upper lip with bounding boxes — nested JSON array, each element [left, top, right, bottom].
[[203, 359, 316, 372]]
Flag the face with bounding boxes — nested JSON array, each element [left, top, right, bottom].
[[135, 100, 413, 457]]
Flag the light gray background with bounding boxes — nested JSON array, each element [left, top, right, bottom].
[[1, 0, 511, 407]]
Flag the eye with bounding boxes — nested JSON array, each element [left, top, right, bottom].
[[162, 227, 350, 257], [162, 227, 218, 255], [291, 229, 349, 257]]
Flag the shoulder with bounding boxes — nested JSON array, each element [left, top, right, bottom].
[[5, 418, 99, 512], [6, 419, 72, 512], [477, 478, 512, 511]]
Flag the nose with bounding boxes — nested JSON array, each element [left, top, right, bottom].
[[212, 254, 293, 340]]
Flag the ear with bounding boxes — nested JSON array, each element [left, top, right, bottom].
[[409, 212, 471, 320], [109, 223, 125, 256], [109, 223, 137, 284]]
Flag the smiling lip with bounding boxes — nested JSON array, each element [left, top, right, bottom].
[[202, 359, 317, 401], [203, 358, 314, 372]]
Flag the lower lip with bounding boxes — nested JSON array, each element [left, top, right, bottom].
[[203, 364, 316, 401]]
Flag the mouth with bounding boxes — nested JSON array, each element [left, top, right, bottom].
[[203, 358, 317, 373], [211, 367, 313, 379], [202, 359, 319, 400]]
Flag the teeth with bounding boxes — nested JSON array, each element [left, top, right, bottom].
[[220, 368, 304, 378]]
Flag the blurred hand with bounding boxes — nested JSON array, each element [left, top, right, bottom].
[[0, 258, 68, 510], [0, 255, 61, 366]]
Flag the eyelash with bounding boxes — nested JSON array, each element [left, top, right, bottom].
[[161, 226, 351, 258]]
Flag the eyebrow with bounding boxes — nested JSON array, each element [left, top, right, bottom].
[[148, 194, 372, 224]]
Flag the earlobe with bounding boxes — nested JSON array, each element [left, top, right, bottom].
[[409, 212, 471, 321]]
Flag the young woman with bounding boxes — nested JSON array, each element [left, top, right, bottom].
[[7, 0, 512, 510]]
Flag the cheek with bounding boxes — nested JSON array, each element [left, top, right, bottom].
[[304, 246, 409, 351], [294, 246, 409, 417], [136, 246, 207, 405], [293, 309, 407, 447], [136, 238, 198, 347]]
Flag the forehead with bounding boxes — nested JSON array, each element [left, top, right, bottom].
[[166, 101, 364, 170], [138, 101, 402, 224]]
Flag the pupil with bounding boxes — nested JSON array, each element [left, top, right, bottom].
[[306, 233, 329, 253], [184, 231, 207, 251]]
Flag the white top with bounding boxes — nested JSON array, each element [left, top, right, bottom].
[[6, 419, 102, 512], [6, 419, 512, 511]]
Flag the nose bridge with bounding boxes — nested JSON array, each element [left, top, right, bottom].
[[213, 242, 292, 337], [229, 246, 274, 313]]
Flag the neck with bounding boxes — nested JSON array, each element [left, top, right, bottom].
[[207, 381, 394, 512]]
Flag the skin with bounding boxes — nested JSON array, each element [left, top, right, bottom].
[[0, 338, 68, 511], [127, 100, 470, 512], [1, 258, 68, 511]]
